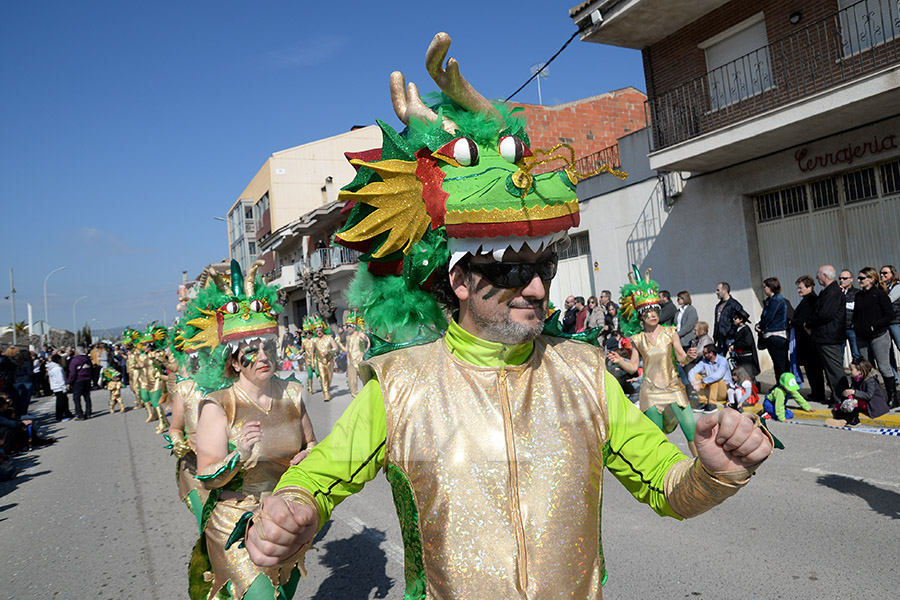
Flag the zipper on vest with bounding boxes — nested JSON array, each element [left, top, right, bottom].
[[499, 367, 528, 593]]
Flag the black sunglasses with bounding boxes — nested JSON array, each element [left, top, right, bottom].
[[466, 253, 559, 289]]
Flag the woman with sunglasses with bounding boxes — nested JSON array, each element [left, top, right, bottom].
[[852, 267, 897, 408], [879, 265, 900, 387]]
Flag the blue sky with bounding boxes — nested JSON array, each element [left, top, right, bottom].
[[0, 1, 645, 335]]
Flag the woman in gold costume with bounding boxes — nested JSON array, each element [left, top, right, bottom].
[[189, 259, 317, 600], [608, 268, 699, 456]]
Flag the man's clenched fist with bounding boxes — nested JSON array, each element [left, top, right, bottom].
[[245, 495, 319, 567], [694, 410, 773, 472]]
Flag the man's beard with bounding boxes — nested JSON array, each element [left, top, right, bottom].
[[471, 300, 545, 344]]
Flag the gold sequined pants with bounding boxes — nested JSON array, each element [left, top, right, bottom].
[[109, 392, 125, 413], [347, 359, 361, 397], [319, 360, 333, 401]]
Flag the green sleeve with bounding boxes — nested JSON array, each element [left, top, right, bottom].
[[603, 371, 688, 519], [274, 378, 387, 528]]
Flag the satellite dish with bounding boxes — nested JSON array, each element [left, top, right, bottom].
[[530, 63, 550, 79]]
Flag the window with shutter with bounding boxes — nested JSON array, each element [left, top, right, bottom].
[[702, 14, 772, 110]]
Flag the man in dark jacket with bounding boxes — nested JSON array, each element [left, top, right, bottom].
[[839, 270, 861, 361], [658, 291, 677, 326], [806, 266, 847, 403], [561, 296, 577, 334], [714, 282, 743, 355], [67, 346, 93, 420]]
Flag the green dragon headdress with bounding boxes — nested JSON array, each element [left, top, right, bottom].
[[122, 327, 140, 347], [335, 32, 625, 347], [182, 259, 282, 390], [618, 265, 661, 337], [137, 322, 168, 352]]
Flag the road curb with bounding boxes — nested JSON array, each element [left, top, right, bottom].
[[742, 403, 900, 428]]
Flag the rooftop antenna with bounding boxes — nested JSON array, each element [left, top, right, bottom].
[[530, 62, 550, 105]]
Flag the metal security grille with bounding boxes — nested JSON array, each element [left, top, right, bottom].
[[881, 158, 900, 194], [559, 232, 591, 260], [843, 166, 879, 203], [810, 177, 840, 210], [755, 155, 900, 296]]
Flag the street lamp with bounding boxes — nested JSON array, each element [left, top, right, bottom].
[[43, 265, 67, 346], [158, 305, 167, 327], [73, 295, 87, 347]]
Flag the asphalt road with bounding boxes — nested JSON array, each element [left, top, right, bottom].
[[2, 373, 898, 599]]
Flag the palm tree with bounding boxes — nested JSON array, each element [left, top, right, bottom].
[[13, 321, 28, 336]]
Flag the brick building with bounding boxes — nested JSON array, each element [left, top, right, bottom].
[[568, 0, 900, 366]]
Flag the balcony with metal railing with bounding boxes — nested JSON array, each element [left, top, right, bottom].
[[304, 246, 361, 273], [573, 143, 621, 177], [646, 0, 900, 172]]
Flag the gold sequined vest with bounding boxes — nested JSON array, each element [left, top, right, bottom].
[[365, 336, 611, 599]]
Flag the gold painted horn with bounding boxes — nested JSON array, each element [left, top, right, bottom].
[[207, 267, 229, 294], [245, 259, 265, 297], [426, 32, 501, 121]]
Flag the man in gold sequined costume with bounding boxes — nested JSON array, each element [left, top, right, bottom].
[[311, 317, 339, 402], [338, 311, 370, 397], [240, 33, 775, 599]]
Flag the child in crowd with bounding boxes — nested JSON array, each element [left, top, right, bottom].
[[829, 359, 889, 427], [103, 368, 125, 414], [762, 372, 813, 421], [727, 366, 759, 412]]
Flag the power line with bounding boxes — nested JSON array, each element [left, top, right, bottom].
[[506, 29, 581, 102]]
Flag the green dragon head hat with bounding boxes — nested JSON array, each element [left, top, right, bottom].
[[334, 32, 625, 347], [182, 259, 282, 389], [618, 265, 662, 337]]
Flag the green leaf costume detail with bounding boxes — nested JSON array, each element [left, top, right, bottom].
[[386, 464, 427, 599]]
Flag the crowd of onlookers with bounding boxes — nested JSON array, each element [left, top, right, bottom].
[[0, 341, 130, 481], [562, 263, 900, 425]]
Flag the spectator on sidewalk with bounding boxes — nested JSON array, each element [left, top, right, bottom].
[[839, 269, 861, 361], [67, 346, 93, 420], [879, 265, 900, 377], [730, 309, 759, 380], [585, 296, 605, 331], [832, 358, 889, 426], [658, 291, 677, 326], [89, 344, 102, 390], [0, 348, 23, 418], [853, 267, 897, 408], [47, 354, 72, 421], [790, 275, 827, 404], [561, 296, 577, 334], [713, 282, 743, 355], [676, 291, 698, 348], [14, 351, 35, 414], [757, 277, 789, 382], [688, 344, 732, 414], [806, 265, 846, 404], [574, 297, 588, 332]]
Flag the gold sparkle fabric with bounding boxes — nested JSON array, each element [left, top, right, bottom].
[[632, 328, 690, 412], [200, 378, 312, 600], [368, 336, 611, 598], [175, 379, 208, 505], [313, 336, 335, 400]]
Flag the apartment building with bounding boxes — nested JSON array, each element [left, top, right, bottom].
[[226, 126, 383, 275]]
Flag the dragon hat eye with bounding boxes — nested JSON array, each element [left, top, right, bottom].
[[249, 300, 263, 312], [498, 135, 532, 164], [223, 301, 239, 314], [434, 137, 479, 167]]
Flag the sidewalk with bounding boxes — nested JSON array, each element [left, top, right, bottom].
[[752, 368, 900, 428]]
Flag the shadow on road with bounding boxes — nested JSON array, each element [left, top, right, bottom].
[[816, 474, 900, 520], [309, 521, 395, 599]]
